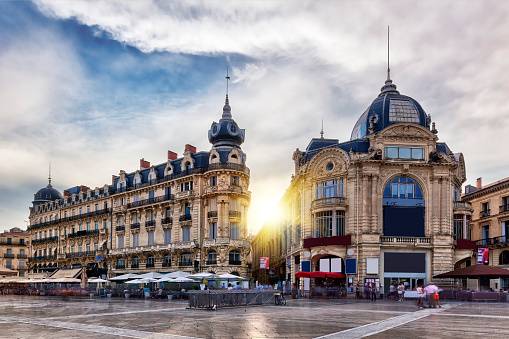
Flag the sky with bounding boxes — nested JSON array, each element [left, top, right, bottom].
[[1, 0, 509, 234]]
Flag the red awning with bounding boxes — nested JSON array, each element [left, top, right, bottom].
[[295, 271, 346, 279]]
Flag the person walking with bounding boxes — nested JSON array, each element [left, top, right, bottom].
[[416, 284, 425, 308], [397, 282, 405, 302], [370, 283, 377, 302], [389, 283, 396, 301]]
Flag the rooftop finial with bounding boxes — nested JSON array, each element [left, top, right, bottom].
[[320, 119, 324, 139], [387, 25, 391, 82], [222, 65, 232, 119], [48, 162, 52, 186]]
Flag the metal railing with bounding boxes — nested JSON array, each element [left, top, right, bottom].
[[67, 229, 99, 239], [130, 223, 140, 230], [207, 211, 218, 218], [480, 210, 491, 218], [179, 214, 192, 222], [380, 236, 431, 244], [3, 253, 15, 258], [127, 195, 174, 209], [229, 211, 241, 218], [115, 225, 125, 232], [161, 217, 173, 225], [17, 254, 27, 259], [476, 236, 509, 247], [145, 220, 156, 227], [188, 290, 274, 310], [31, 236, 58, 245]]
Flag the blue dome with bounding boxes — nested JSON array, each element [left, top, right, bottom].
[[33, 183, 62, 206], [350, 79, 430, 140], [208, 95, 245, 147]]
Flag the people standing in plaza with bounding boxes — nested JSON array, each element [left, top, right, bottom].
[[355, 282, 361, 299], [369, 283, 377, 302], [397, 282, 405, 302], [389, 283, 396, 300]]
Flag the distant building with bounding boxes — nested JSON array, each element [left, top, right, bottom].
[[462, 176, 509, 290], [0, 227, 29, 277], [280, 72, 472, 294], [28, 91, 251, 278], [251, 222, 285, 285]]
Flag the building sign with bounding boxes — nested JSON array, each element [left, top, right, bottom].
[[259, 257, 270, 269], [345, 258, 357, 274], [477, 248, 489, 265], [301, 260, 310, 272]]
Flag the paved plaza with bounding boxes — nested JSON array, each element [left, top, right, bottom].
[[0, 296, 508, 338]]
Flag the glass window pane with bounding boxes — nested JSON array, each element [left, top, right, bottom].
[[399, 147, 411, 159], [385, 147, 398, 159], [411, 148, 424, 159]]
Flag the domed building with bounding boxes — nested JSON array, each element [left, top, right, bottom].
[[280, 74, 474, 295], [32, 179, 62, 206]]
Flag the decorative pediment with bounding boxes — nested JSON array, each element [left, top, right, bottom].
[[378, 124, 435, 140], [307, 147, 350, 179]]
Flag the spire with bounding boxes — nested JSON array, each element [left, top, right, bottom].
[[320, 119, 324, 139], [48, 162, 52, 187], [222, 66, 232, 119], [380, 25, 398, 94]]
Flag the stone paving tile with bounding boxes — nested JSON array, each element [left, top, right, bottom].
[[366, 314, 509, 339], [0, 322, 121, 339], [441, 302, 509, 316]]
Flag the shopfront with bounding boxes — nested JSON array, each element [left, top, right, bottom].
[[382, 251, 427, 294]]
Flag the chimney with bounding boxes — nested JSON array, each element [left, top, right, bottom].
[[167, 150, 178, 160], [476, 177, 482, 189], [140, 158, 151, 170], [185, 144, 197, 154]]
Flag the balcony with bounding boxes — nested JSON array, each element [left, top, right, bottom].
[[229, 210, 241, 218], [207, 162, 250, 175], [127, 195, 173, 209], [176, 190, 194, 199], [65, 251, 97, 259], [303, 235, 351, 248], [67, 229, 99, 239], [454, 238, 477, 250], [130, 222, 140, 230], [33, 255, 56, 261], [380, 236, 431, 245], [161, 217, 173, 226], [115, 225, 125, 232], [17, 254, 27, 259], [476, 236, 509, 248], [179, 214, 192, 222], [0, 240, 26, 246], [203, 238, 250, 248], [311, 197, 346, 210], [145, 220, 156, 228], [453, 201, 473, 213], [207, 211, 218, 218], [3, 253, 15, 259], [480, 210, 491, 219], [172, 240, 196, 249], [31, 236, 58, 245]]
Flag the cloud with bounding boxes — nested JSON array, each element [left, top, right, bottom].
[[2, 1, 509, 233]]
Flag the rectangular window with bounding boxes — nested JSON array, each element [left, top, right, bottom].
[[231, 176, 240, 186], [210, 176, 217, 186], [148, 231, 155, 246], [230, 223, 240, 240], [411, 148, 424, 160], [117, 235, 124, 249], [148, 190, 155, 201], [385, 146, 424, 160], [316, 180, 341, 199], [335, 211, 345, 236], [398, 147, 411, 159], [209, 222, 217, 239], [164, 229, 172, 244], [132, 233, 139, 247], [314, 211, 333, 237], [182, 226, 191, 242], [94, 222, 99, 230], [385, 146, 398, 159]]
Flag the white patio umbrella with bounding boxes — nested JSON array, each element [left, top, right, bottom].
[[164, 271, 189, 278], [188, 272, 217, 280], [156, 276, 175, 283], [171, 277, 195, 283], [88, 278, 108, 283], [109, 273, 140, 281], [218, 273, 244, 280], [137, 272, 163, 279], [125, 278, 156, 284]]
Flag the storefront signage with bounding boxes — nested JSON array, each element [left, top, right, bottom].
[[477, 248, 489, 265], [259, 257, 270, 269], [345, 258, 357, 274]]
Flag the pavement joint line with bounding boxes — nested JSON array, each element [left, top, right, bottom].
[[440, 313, 509, 320], [0, 316, 202, 339], [263, 305, 410, 315], [313, 303, 459, 339], [42, 307, 188, 320]]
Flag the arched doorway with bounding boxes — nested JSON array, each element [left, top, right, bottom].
[[383, 176, 425, 237]]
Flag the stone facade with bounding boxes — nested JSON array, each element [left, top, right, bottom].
[[462, 177, 509, 290], [28, 94, 251, 278], [0, 227, 29, 277], [280, 76, 471, 293], [251, 222, 284, 284]]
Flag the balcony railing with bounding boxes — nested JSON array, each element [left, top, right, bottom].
[[130, 222, 140, 230], [0, 240, 26, 246], [311, 196, 346, 210], [145, 220, 156, 227], [31, 236, 58, 245], [229, 210, 241, 218], [65, 251, 97, 258], [480, 210, 491, 218], [179, 214, 192, 222], [3, 253, 15, 258], [476, 236, 509, 247], [127, 195, 174, 209], [67, 229, 99, 239], [303, 235, 351, 248], [208, 163, 249, 174], [207, 211, 218, 218], [453, 201, 473, 211], [380, 236, 431, 244], [161, 217, 173, 225], [32, 255, 56, 261], [17, 254, 27, 259]]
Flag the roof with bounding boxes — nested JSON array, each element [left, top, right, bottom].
[[433, 265, 509, 279], [302, 138, 370, 163], [49, 268, 83, 279], [463, 177, 509, 200]]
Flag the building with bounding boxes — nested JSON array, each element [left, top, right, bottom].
[[462, 177, 509, 290], [28, 92, 251, 278], [251, 222, 285, 285], [280, 71, 472, 294], [0, 227, 29, 277]]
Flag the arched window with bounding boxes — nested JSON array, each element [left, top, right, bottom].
[[179, 252, 192, 266], [500, 251, 509, 265], [229, 250, 241, 265], [207, 250, 217, 265], [383, 176, 425, 237]]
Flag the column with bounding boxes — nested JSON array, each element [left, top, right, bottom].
[[362, 175, 369, 233], [371, 175, 378, 233], [463, 214, 467, 240]]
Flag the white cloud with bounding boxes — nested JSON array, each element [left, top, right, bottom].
[[3, 0, 509, 233]]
